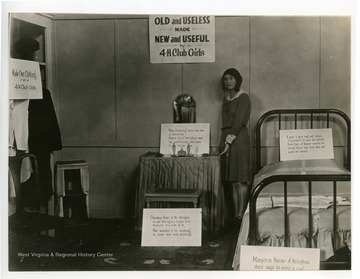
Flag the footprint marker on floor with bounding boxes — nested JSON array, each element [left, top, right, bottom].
[[143, 259, 156, 264], [119, 242, 131, 246], [208, 242, 220, 248], [104, 257, 117, 264], [202, 259, 214, 265], [159, 259, 171, 265]]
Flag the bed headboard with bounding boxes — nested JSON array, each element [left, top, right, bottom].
[[255, 109, 351, 172]]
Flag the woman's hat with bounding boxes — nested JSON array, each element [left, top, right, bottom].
[[222, 68, 242, 83], [13, 37, 40, 55]]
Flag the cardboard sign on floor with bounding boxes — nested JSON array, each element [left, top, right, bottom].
[[141, 208, 202, 246], [239, 245, 320, 271]]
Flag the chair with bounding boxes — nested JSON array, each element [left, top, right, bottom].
[[8, 153, 64, 242]]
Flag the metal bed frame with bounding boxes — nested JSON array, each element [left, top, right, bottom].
[[249, 109, 351, 270]]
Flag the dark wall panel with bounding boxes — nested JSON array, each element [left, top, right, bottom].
[[250, 17, 321, 147], [116, 19, 183, 144], [320, 17, 351, 147], [55, 20, 116, 142]]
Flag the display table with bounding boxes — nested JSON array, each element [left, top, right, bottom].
[[135, 155, 225, 231]]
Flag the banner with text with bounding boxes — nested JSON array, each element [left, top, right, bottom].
[[9, 58, 42, 99], [280, 128, 334, 161], [149, 15, 215, 63], [141, 208, 202, 247]]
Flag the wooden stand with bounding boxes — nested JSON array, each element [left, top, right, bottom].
[[145, 188, 202, 208], [54, 160, 89, 221]]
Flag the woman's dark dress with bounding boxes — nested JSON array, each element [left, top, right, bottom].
[[219, 91, 251, 182]]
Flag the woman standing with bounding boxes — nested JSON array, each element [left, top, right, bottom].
[[219, 68, 251, 222]]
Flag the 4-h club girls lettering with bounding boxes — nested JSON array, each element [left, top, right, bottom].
[[149, 15, 215, 63]]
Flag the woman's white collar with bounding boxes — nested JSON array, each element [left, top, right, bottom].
[[226, 89, 245, 101]]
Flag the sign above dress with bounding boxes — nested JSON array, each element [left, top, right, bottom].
[[160, 123, 210, 156]]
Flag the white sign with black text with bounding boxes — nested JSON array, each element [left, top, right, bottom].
[[239, 245, 320, 271], [279, 128, 334, 161], [9, 58, 42, 99], [160, 123, 210, 156], [141, 208, 202, 247], [149, 15, 215, 64]]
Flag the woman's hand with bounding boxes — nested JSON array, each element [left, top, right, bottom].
[[219, 142, 230, 156], [219, 134, 236, 156], [225, 134, 237, 144]]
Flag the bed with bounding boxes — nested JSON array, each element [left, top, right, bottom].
[[232, 109, 351, 270]]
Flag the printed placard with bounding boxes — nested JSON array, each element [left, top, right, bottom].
[[9, 58, 42, 99], [149, 15, 215, 63], [160, 123, 210, 156], [280, 128, 334, 161], [141, 208, 202, 247], [239, 246, 320, 271]]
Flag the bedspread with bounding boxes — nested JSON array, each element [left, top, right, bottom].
[[232, 159, 351, 270], [232, 199, 351, 270]]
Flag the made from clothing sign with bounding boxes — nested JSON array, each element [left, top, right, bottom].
[[149, 15, 215, 64], [9, 58, 42, 100]]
